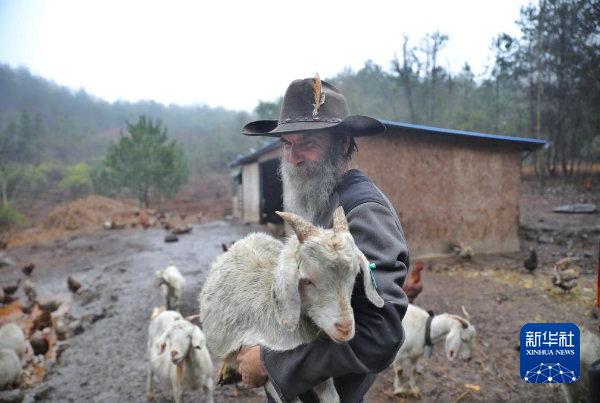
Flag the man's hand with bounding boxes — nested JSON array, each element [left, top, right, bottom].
[[237, 346, 268, 388]]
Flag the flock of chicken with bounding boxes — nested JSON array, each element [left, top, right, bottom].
[[402, 246, 581, 308], [0, 264, 84, 365]]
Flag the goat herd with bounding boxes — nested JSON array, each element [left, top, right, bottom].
[[144, 208, 477, 403]]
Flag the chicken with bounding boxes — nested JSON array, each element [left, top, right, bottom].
[[31, 308, 52, 333], [451, 242, 474, 259], [22, 277, 37, 302], [551, 257, 579, 294], [37, 300, 61, 312], [20, 300, 36, 314], [402, 261, 425, 303], [139, 213, 151, 230], [22, 263, 35, 276], [524, 247, 537, 274], [0, 294, 18, 305], [29, 329, 50, 356], [2, 279, 20, 295], [67, 276, 82, 293]]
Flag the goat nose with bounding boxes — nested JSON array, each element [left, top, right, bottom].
[[171, 350, 178, 358], [335, 322, 353, 335]]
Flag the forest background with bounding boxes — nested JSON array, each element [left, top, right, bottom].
[[0, 0, 598, 228]]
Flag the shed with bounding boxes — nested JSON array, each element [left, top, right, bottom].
[[230, 121, 546, 257]]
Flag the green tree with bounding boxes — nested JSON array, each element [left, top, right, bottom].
[[103, 115, 190, 208]]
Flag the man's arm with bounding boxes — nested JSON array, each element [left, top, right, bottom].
[[261, 201, 409, 402]]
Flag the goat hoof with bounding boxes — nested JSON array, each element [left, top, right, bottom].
[[409, 388, 420, 398], [393, 387, 405, 396], [146, 392, 154, 401]]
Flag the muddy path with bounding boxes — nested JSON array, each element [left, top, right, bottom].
[[1, 179, 599, 403]]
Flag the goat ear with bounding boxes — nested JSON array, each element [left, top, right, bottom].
[[276, 211, 319, 244], [191, 326, 204, 350], [272, 257, 301, 331], [356, 249, 384, 308], [157, 329, 169, 355], [450, 316, 469, 329], [333, 206, 349, 233]]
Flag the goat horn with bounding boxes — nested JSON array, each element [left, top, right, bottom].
[[451, 315, 469, 329], [276, 211, 319, 244], [461, 305, 472, 321], [333, 206, 349, 233]]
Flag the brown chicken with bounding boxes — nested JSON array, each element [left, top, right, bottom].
[[22, 263, 35, 276], [31, 308, 52, 333], [403, 261, 425, 303], [67, 276, 82, 293], [139, 213, 151, 230]]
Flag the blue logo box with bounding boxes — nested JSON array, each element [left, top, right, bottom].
[[520, 323, 580, 383]]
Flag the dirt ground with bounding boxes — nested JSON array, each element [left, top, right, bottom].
[[0, 178, 598, 403]]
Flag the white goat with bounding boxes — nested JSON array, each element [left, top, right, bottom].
[[0, 323, 25, 359], [199, 207, 384, 403], [146, 309, 213, 403], [0, 349, 21, 390], [393, 304, 476, 398], [154, 262, 186, 311], [559, 327, 600, 403]]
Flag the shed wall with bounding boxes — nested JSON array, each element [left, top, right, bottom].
[[353, 132, 521, 257]]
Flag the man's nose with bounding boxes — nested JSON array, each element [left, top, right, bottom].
[[287, 144, 305, 166]]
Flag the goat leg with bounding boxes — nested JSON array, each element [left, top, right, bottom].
[[408, 358, 420, 398], [393, 359, 405, 395]]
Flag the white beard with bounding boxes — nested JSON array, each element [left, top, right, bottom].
[[279, 151, 344, 223]]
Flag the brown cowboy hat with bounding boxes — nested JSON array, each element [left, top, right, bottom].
[[242, 75, 386, 137]]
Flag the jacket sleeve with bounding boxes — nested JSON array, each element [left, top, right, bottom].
[[261, 201, 410, 403]]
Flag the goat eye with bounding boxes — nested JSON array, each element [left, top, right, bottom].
[[302, 279, 314, 286]]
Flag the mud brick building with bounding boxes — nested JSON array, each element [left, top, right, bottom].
[[230, 121, 546, 257]]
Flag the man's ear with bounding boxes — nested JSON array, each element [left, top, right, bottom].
[[339, 134, 351, 155]]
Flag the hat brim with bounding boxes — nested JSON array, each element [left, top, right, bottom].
[[242, 115, 386, 137]]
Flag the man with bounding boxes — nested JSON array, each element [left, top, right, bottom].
[[237, 74, 409, 403]]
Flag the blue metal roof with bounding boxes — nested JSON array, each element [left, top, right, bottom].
[[381, 120, 547, 151], [230, 120, 547, 166]]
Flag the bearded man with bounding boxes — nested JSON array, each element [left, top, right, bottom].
[[237, 75, 410, 403]]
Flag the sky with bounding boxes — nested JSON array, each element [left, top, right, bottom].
[[0, 0, 532, 112]]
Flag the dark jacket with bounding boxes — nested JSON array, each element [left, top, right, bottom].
[[262, 169, 410, 403]]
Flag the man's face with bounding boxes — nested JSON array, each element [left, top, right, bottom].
[[280, 133, 333, 167]]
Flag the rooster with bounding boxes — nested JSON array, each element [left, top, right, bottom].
[[403, 261, 425, 303], [551, 258, 579, 294], [67, 276, 82, 293]]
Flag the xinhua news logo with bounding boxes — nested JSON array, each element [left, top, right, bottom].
[[520, 323, 580, 384]]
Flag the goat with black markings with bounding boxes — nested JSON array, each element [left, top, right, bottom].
[[392, 304, 476, 398]]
